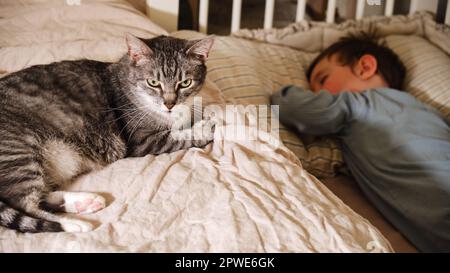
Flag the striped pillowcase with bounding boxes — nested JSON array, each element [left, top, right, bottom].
[[384, 35, 450, 121], [205, 36, 345, 178]]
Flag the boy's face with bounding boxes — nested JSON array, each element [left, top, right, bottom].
[[309, 53, 388, 94]]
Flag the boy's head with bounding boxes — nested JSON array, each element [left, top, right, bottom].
[[307, 33, 406, 94]]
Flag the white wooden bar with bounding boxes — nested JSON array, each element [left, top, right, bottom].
[[199, 0, 209, 33], [326, 0, 336, 23], [264, 0, 275, 29], [296, 0, 306, 21], [409, 0, 418, 15], [355, 0, 365, 20], [384, 0, 395, 16], [446, 0, 450, 25], [231, 0, 242, 33]]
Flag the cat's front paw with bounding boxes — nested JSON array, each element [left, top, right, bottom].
[[99, 134, 126, 163]]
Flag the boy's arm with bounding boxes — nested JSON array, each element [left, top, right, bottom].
[[270, 85, 364, 135]]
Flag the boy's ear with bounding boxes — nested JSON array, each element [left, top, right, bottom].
[[353, 54, 378, 80]]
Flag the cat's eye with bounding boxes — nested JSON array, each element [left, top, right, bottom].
[[146, 79, 161, 88], [179, 79, 193, 88]]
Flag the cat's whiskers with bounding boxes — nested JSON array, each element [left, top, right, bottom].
[[98, 102, 136, 113], [128, 111, 150, 140], [100, 108, 140, 125], [117, 106, 150, 137]]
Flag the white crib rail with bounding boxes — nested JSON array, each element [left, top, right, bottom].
[[326, 0, 337, 23], [224, 0, 449, 32], [147, 0, 450, 34], [264, 0, 275, 29], [199, 0, 209, 34], [409, 0, 419, 14], [231, 0, 242, 33], [356, 0, 365, 20], [384, 0, 395, 16], [296, 0, 306, 22]]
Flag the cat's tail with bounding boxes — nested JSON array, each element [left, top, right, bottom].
[[0, 200, 63, 233]]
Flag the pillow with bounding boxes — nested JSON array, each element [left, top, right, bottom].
[[208, 37, 345, 178], [383, 35, 450, 121]]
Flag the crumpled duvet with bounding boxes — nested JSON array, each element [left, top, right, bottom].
[[0, 108, 393, 252]]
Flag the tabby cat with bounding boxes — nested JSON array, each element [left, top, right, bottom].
[[0, 34, 215, 233]]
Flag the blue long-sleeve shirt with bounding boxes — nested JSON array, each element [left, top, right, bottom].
[[271, 86, 450, 252]]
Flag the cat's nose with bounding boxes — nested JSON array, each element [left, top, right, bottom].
[[164, 102, 175, 110]]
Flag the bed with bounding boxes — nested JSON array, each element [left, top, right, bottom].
[[0, 0, 448, 253]]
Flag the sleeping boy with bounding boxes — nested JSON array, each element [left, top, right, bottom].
[[270, 34, 450, 252]]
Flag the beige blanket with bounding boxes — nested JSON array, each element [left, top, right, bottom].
[[0, 0, 392, 252]]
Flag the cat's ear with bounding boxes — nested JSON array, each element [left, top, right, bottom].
[[186, 36, 215, 61], [125, 33, 153, 64]]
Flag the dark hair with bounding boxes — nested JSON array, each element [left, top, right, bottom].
[[306, 33, 406, 90]]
